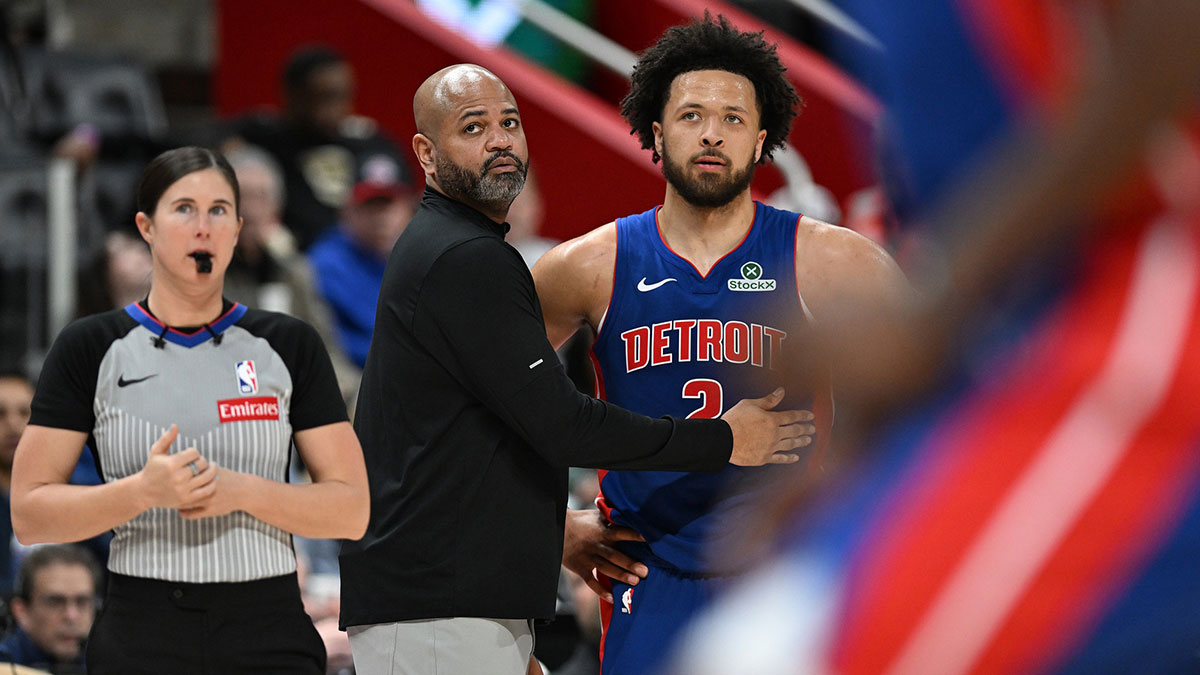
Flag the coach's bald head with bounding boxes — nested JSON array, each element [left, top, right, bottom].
[[411, 64, 529, 222], [413, 64, 510, 139]]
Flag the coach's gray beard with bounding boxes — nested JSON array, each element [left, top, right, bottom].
[[435, 152, 527, 207]]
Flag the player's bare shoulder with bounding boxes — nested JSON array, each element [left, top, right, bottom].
[[533, 222, 617, 304], [794, 216, 909, 317], [796, 216, 895, 271], [532, 222, 618, 345]]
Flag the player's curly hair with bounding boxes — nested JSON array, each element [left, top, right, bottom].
[[620, 13, 801, 164]]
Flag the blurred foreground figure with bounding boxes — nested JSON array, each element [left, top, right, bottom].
[[673, 1, 1200, 673]]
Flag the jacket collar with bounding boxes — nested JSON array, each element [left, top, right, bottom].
[[421, 186, 511, 237]]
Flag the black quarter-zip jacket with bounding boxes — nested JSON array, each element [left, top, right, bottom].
[[340, 187, 732, 626]]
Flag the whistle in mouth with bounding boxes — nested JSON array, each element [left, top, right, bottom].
[[189, 252, 213, 274]]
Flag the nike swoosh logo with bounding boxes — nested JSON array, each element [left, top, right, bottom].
[[637, 277, 677, 292], [117, 374, 157, 387]]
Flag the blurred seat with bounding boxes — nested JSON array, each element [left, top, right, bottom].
[[81, 159, 144, 233], [22, 48, 167, 144], [0, 158, 49, 265], [0, 48, 32, 145], [0, 158, 49, 368], [0, 135, 42, 162]]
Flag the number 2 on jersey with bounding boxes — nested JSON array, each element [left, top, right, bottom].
[[683, 378, 723, 419]]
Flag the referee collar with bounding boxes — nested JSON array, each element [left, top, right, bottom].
[[126, 298, 246, 348], [421, 186, 511, 237]]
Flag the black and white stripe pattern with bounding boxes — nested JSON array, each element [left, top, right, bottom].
[[94, 402, 296, 582], [85, 323, 304, 583]]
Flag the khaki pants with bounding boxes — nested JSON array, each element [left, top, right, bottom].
[[348, 617, 535, 675]]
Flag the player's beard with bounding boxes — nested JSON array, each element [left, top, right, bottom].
[[661, 142, 757, 209], [435, 150, 528, 209]]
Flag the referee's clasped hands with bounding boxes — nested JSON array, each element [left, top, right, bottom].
[[722, 388, 816, 466], [137, 424, 221, 514]]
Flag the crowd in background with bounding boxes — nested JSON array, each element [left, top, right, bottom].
[[0, 2, 617, 670]]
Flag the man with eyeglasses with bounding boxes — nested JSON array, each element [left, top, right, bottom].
[[0, 545, 99, 673]]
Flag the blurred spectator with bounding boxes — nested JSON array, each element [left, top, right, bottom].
[[296, 551, 351, 675], [225, 45, 410, 250], [75, 230, 152, 319], [566, 468, 599, 512], [505, 168, 558, 268], [223, 144, 360, 404], [537, 570, 601, 675], [49, 123, 101, 173], [0, 371, 33, 595], [308, 154, 415, 369], [0, 544, 98, 674], [0, 371, 107, 599]]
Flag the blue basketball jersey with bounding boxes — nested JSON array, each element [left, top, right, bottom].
[[591, 202, 831, 573]]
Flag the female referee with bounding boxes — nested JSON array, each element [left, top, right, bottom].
[[10, 146, 369, 673]]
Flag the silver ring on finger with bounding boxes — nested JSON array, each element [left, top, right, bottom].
[[188, 461, 200, 476]]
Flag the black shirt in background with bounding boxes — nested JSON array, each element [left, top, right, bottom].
[[231, 115, 410, 250], [339, 187, 733, 626]]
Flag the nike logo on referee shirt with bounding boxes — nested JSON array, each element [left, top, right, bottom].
[[637, 277, 677, 292], [117, 374, 157, 387]]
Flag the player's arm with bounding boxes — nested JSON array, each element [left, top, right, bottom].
[[562, 508, 649, 600], [792, 218, 917, 419], [531, 222, 616, 349], [794, 216, 913, 325], [425, 239, 808, 470], [537, 226, 659, 595]]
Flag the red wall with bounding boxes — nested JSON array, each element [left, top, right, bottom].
[[216, 0, 666, 242]]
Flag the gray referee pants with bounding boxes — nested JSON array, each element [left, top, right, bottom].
[[348, 617, 535, 674]]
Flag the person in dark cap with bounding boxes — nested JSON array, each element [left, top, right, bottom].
[[307, 152, 416, 368]]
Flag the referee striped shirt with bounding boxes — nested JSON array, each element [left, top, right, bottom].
[[29, 301, 347, 583]]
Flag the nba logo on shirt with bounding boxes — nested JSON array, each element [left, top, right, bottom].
[[236, 360, 258, 394], [621, 587, 633, 614]]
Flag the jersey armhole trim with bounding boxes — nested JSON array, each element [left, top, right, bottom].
[[592, 221, 619, 341], [793, 213, 814, 320]]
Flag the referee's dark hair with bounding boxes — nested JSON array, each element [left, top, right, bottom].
[[283, 45, 346, 97], [14, 544, 101, 603], [0, 368, 29, 385], [620, 12, 801, 164], [136, 146, 240, 218]]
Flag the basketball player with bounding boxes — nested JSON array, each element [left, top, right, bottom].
[[532, 15, 908, 673]]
